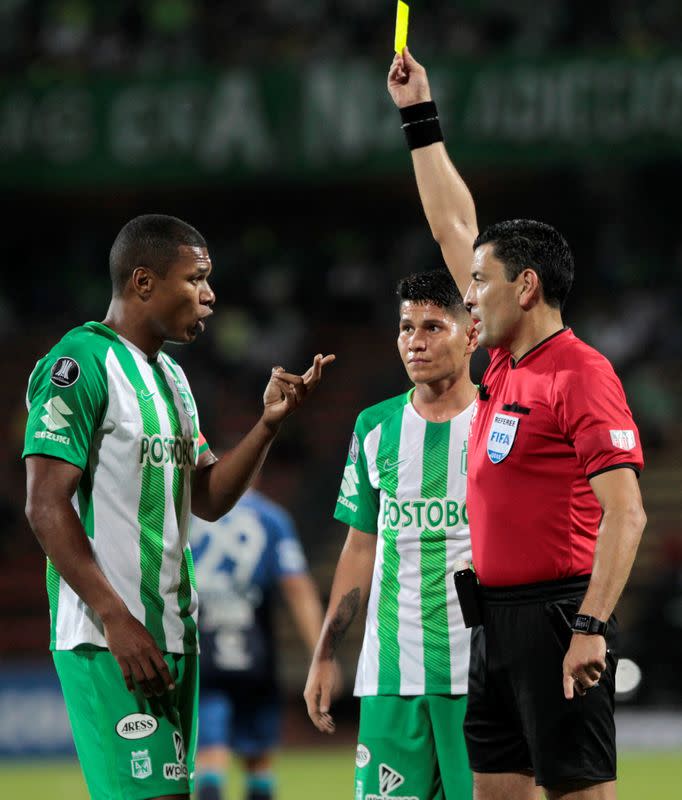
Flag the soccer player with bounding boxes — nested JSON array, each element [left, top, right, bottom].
[[22, 214, 333, 800], [388, 50, 647, 800], [192, 486, 324, 800], [305, 270, 477, 800]]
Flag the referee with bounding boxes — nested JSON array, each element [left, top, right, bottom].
[[388, 50, 647, 800]]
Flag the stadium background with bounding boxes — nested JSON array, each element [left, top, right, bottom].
[[1, 1, 681, 797]]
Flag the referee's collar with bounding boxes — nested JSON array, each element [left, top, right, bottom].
[[510, 326, 569, 369]]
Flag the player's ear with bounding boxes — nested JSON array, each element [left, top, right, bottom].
[[131, 266, 154, 301]]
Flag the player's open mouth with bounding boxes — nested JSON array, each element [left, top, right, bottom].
[[195, 310, 213, 334]]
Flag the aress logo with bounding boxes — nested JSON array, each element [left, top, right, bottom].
[[116, 713, 159, 740]]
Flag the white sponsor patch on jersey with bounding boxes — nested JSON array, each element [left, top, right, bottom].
[[40, 396, 73, 432], [116, 713, 158, 740], [341, 464, 360, 497], [356, 743, 371, 768], [609, 429, 636, 450]]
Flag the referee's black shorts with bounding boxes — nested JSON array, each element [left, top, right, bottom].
[[463, 575, 619, 788]]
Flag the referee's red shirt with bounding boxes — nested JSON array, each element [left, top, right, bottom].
[[468, 328, 644, 587]]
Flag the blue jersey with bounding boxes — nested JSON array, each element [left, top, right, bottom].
[[191, 490, 308, 689]]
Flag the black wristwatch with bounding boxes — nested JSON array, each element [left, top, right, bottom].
[[571, 613, 608, 636]]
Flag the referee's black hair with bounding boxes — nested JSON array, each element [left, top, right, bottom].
[[110, 214, 207, 295], [473, 219, 574, 310], [397, 269, 467, 316]]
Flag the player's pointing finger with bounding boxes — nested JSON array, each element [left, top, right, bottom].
[[301, 353, 335, 387], [272, 369, 304, 385]]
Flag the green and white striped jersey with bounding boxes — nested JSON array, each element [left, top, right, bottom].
[[335, 390, 473, 696], [23, 321, 209, 654]]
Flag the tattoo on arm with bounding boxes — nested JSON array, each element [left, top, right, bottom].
[[322, 587, 360, 658]]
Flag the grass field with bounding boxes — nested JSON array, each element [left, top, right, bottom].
[[1, 749, 680, 799]]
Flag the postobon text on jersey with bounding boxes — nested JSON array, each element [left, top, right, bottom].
[[382, 498, 468, 530], [139, 435, 195, 467]]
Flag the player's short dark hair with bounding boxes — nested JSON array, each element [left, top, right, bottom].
[[397, 269, 467, 316], [473, 219, 574, 309], [109, 214, 207, 295]]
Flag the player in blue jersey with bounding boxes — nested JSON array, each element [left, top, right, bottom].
[[191, 487, 325, 800]]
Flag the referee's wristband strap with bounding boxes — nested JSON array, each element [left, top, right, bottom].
[[571, 613, 608, 636], [399, 101, 444, 150]]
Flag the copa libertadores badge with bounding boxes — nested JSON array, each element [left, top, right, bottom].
[[349, 432, 359, 464], [50, 357, 81, 388]]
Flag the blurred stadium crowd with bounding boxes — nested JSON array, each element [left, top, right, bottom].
[[1, 0, 682, 74], [0, 0, 681, 711]]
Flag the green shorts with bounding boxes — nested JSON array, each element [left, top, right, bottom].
[[355, 695, 472, 800], [53, 648, 198, 800]]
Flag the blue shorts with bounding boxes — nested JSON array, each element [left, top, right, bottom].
[[198, 689, 282, 756]]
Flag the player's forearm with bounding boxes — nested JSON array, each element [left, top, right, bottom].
[[282, 574, 325, 655], [192, 417, 278, 520], [314, 535, 375, 661], [579, 503, 647, 621], [26, 498, 127, 622]]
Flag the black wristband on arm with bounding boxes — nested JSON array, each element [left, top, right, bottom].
[[399, 101, 444, 150]]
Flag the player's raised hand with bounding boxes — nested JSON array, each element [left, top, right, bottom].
[[304, 657, 341, 734], [261, 354, 335, 429], [387, 46, 432, 108], [102, 608, 175, 698]]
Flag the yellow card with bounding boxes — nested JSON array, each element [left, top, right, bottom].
[[394, 0, 409, 54]]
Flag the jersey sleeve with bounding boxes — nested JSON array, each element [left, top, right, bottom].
[[197, 431, 210, 456], [554, 352, 644, 479], [23, 343, 108, 471], [333, 417, 379, 534], [270, 509, 309, 578]]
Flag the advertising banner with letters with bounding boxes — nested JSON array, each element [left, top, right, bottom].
[[0, 663, 74, 757], [1, 52, 681, 188]]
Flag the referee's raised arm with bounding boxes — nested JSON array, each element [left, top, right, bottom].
[[387, 47, 478, 298]]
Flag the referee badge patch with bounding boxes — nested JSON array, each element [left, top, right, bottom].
[[487, 412, 519, 464]]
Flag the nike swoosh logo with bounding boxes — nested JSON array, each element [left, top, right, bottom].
[[139, 390, 156, 402], [383, 458, 406, 471]]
